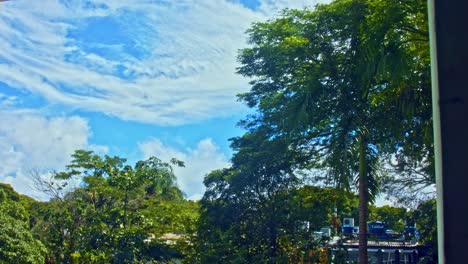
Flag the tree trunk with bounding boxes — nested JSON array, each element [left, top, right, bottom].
[[358, 134, 368, 264]]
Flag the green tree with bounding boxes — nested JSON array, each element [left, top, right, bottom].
[[236, 1, 430, 262], [30, 150, 197, 264], [0, 185, 46, 264], [289, 186, 358, 233], [412, 199, 437, 263], [199, 131, 302, 263], [368, 205, 407, 232], [199, 171, 359, 263], [365, 0, 433, 206], [198, 130, 360, 262]]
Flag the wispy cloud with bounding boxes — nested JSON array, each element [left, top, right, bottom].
[[0, 0, 328, 125], [0, 1, 241, 125]]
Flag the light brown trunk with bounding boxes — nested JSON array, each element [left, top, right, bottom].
[[358, 134, 368, 264]]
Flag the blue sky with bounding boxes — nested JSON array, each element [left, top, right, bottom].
[[0, 0, 330, 201]]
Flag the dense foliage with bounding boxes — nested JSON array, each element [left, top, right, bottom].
[[198, 179, 359, 263], [25, 151, 199, 264], [0, 157, 436, 264], [235, 0, 431, 262], [368, 205, 407, 232], [412, 199, 438, 262], [0, 184, 46, 264]]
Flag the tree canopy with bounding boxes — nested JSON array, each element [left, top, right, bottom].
[[26, 150, 198, 264], [0, 184, 47, 264], [236, 0, 430, 262]]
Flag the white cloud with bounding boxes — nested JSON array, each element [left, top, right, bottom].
[[0, 0, 328, 126], [138, 137, 230, 200], [257, 0, 330, 14], [0, 110, 104, 200]]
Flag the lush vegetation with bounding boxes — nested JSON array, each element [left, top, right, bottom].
[[1, 176, 436, 263], [233, 0, 431, 262], [0, 184, 46, 264], [0, 146, 436, 263], [1, 151, 199, 264], [0, 0, 437, 263]]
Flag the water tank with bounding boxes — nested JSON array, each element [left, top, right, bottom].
[[343, 218, 354, 227]]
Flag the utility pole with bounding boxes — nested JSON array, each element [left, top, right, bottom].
[[429, 0, 468, 263]]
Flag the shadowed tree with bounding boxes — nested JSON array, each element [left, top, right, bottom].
[[236, 0, 430, 262], [199, 129, 305, 263]]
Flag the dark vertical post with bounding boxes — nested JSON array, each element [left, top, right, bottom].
[[376, 249, 383, 264], [394, 250, 400, 264], [412, 250, 418, 264], [429, 0, 468, 263]]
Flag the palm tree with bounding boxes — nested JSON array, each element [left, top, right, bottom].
[[236, 1, 430, 263]]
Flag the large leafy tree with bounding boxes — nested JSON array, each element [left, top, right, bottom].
[[30, 150, 197, 263], [363, 0, 432, 206], [368, 205, 407, 232], [408, 199, 437, 263], [236, 0, 430, 262], [0, 184, 47, 264], [199, 130, 302, 263], [198, 128, 359, 262]]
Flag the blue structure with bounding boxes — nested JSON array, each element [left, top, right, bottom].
[[341, 218, 419, 243], [368, 221, 390, 240], [334, 218, 425, 263]]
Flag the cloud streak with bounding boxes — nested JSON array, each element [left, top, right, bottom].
[[0, 0, 328, 125], [0, 1, 249, 125]]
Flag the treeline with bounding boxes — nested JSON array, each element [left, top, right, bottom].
[[0, 0, 436, 263], [1, 164, 436, 263], [1, 151, 199, 264]]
